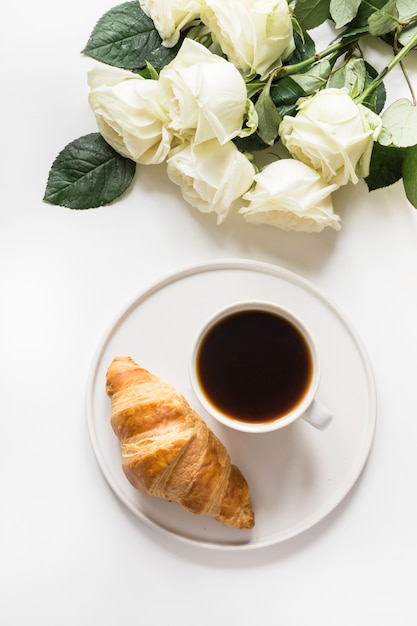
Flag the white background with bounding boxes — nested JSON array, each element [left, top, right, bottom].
[[1, 1, 417, 624]]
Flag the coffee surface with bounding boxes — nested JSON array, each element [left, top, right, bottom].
[[196, 310, 313, 423]]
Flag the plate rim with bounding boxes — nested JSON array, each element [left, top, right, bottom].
[[86, 257, 377, 550]]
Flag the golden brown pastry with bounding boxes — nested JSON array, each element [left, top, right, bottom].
[[106, 356, 255, 529]]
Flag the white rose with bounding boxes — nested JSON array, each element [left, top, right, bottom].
[[159, 38, 248, 145], [200, 0, 294, 78], [279, 88, 382, 186], [166, 138, 254, 223], [88, 63, 173, 165], [239, 159, 341, 232], [139, 0, 201, 47]]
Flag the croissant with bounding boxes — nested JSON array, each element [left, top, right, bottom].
[[106, 356, 254, 530]]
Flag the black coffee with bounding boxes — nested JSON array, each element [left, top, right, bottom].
[[196, 309, 313, 423]]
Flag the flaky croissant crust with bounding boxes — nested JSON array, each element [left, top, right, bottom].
[[106, 356, 254, 530]]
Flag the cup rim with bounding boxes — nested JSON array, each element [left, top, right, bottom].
[[189, 300, 321, 433]]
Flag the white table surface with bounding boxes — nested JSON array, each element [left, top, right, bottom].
[[2, 2, 417, 624]]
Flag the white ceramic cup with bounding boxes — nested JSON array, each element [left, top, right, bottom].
[[189, 301, 332, 434]]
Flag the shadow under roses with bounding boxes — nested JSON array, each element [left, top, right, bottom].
[[173, 145, 342, 274]]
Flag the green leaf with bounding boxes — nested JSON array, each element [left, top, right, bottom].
[[330, 0, 362, 28], [338, 24, 370, 38], [271, 78, 305, 118], [380, 99, 417, 147], [290, 59, 332, 93], [285, 29, 316, 65], [368, 0, 399, 35], [397, 0, 416, 14], [360, 61, 386, 114], [397, 0, 416, 13], [255, 86, 282, 145], [293, 0, 331, 30], [43, 133, 136, 209], [233, 133, 270, 153], [397, 0, 417, 46], [348, 0, 392, 28], [402, 145, 417, 208], [82, 1, 179, 71], [365, 142, 406, 190], [398, 20, 417, 46], [328, 57, 366, 97]]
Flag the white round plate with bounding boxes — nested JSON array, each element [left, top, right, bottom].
[[87, 259, 376, 550]]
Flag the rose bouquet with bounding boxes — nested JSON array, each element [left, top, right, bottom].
[[44, 0, 417, 232]]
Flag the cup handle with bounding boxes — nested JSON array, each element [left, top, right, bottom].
[[302, 399, 333, 430]]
